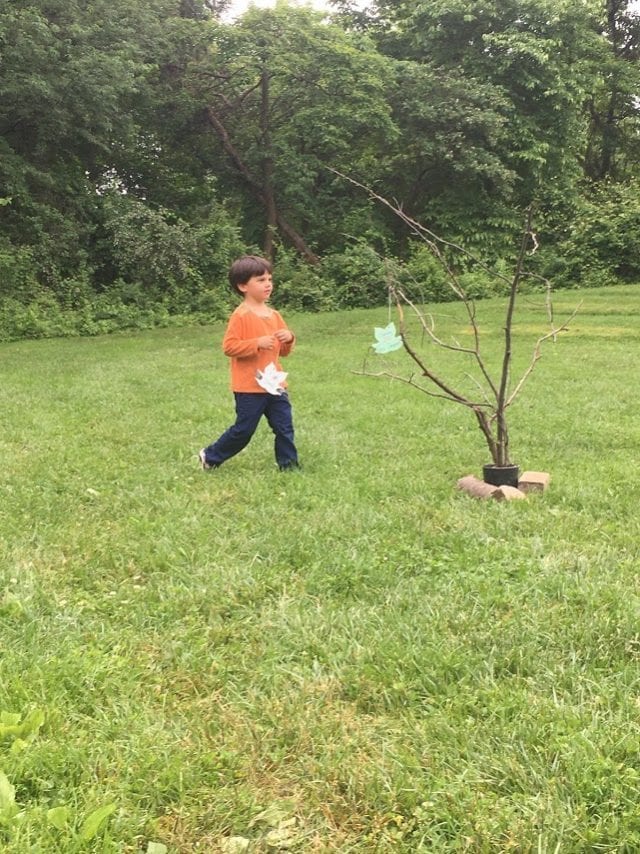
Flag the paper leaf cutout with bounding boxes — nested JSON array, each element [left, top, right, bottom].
[[372, 322, 403, 354], [256, 362, 288, 395]]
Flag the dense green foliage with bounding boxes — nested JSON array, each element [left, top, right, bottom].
[[0, 0, 639, 339], [2, 289, 640, 849]]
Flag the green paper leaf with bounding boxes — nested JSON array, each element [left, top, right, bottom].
[[372, 322, 402, 354]]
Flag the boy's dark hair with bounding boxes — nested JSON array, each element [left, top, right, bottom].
[[228, 255, 273, 294]]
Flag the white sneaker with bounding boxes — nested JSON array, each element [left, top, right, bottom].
[[199, 449, 213, 470]]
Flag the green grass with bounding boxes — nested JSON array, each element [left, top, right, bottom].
[[1, 284, 640, 852]]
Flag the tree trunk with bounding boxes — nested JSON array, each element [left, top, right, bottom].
[[260, 69, 277, 261], [495, 207, 532, 465], [205, 107, 319, 264]]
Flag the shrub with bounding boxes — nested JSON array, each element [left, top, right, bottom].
[[270, 248, 338, 312], [0, 289, 225, 343], [193, 206, 245, 290], [0, 294, 73, 341], [319, 242, 390, 309], [97, 194, 247, 317], [555, 180, 640, 286], [0, 244, 41, 302], [397, 243, 521, 303]]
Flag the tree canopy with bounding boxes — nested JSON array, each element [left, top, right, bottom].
[[1, 0, 639, 336]]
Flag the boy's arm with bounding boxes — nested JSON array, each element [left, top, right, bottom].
[[274, 313, 295, 357], [222, 313, 265, 358]]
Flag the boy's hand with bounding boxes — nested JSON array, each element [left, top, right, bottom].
[[257, 335, 276, 350], [274, 329, 294, 344]]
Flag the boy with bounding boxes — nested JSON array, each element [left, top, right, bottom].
[[199, 255, 300, 471]]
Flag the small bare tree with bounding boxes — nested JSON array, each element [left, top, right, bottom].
[[341, 174, 578, 472]]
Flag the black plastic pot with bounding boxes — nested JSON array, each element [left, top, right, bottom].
[[483, 464, 520, 488]]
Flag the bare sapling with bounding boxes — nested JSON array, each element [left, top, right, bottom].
[[341, 173, 579, 473]]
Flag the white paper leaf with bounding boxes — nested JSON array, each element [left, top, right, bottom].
[[256, 362, 288, 395]]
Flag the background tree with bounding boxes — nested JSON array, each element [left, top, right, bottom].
[[0, 0, 241, 305], [189, 5, 398, 261], [0, 0, 173, 286], [584, 0, 640, 181], [344, 0, 599, 257], [0, 0, 639, 339]]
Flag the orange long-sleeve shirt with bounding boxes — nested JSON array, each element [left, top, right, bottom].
[[222, 303, 295, 393]]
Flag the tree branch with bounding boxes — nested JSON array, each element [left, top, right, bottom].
[[505, 303, 581, 408], [206, 107, 319, 263]]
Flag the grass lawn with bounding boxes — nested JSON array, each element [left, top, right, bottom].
[[1, 284, 640, 852]]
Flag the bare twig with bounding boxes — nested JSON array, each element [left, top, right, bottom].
[[395, 299, 475, 407], [505, 303, 581, 408], [351, 367, 492, 408], [393, 283, 500, 402]]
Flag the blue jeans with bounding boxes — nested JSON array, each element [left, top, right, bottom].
[[203, 392, 298, 469]]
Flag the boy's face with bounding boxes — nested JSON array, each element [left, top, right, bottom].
[[238, 271, 273, 302]]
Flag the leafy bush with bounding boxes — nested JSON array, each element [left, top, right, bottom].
[[271, 249, 338, 312], [0, 188, 244, 341], [0, 294, 67, 341], [103, 195, 199, 289], [396, 243, 516, 303], [554, 180, 640, 286], [319, 242, 390, 309], [193, 206, 245, 290], [400, 244, 455, 302], [0, 290, 225, 343], [0, 244, 41, 302], [100, 193, 243, 315]]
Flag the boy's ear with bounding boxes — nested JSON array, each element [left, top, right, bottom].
[[236, 282, 248, 293]]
